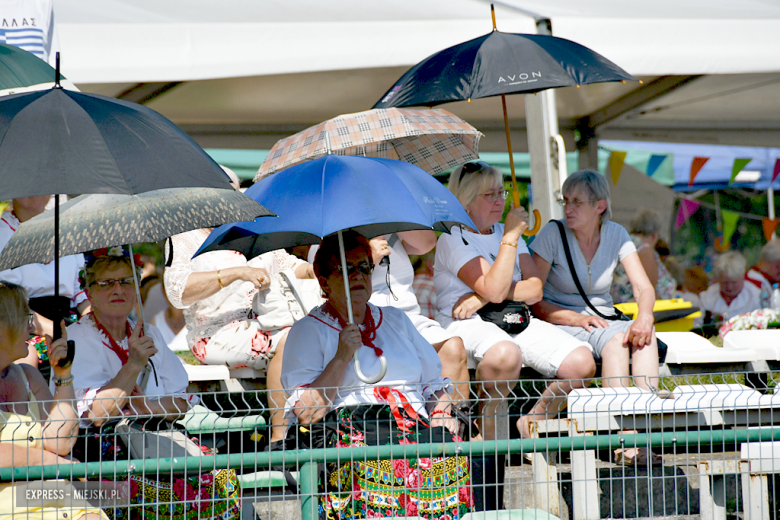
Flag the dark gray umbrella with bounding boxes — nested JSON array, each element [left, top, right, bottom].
[[0, 188, 274, 270]]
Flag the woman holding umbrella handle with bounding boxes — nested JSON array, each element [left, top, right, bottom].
[[281, 231, 471, 520]]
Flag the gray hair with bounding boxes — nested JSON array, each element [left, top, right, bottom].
[[761, 239, 780, 263], [713, 251, 747, 280], [561, 169, 612, 222], [448, 161, 503, 209], [629, 208, 661, 237]]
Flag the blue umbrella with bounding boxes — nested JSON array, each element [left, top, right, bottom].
[[196, 155, 476, 383]]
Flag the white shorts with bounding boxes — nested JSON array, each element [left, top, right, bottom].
[[436, 314, 589, 378], [409, 312, 454, 345], [436, 313, 513, 364], [512, 318, 591, 378]]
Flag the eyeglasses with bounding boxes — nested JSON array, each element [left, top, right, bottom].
[[335, 262, 375, 277], [91, 277, 135, 290], [458, 161, 491, 183], [480, 189, 509, 202], [557, 197, 598, 208], [27, 313, 35, 329]]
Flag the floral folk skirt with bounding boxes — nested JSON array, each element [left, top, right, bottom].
[[74, 423, 241, 520], [296, 403, 472, 520]]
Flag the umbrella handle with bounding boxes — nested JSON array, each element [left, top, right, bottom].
[[523, 209, 542, 236], [353, 352, 387, 384]]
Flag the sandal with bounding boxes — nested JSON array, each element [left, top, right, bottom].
[[614, 447, 663, 467]]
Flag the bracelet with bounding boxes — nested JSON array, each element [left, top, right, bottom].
[[54, 375, 74, 387], [217, 270, 225, 289], [430, 409, 451, 417], [500, 241, 518, 248]]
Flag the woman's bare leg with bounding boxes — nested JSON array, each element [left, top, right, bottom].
[[266, 332, 289, 443], [630, 333, 660, 391], [475, 341, 522, 441], [432, 336, 471, 405], [517, 346, 595, 438]]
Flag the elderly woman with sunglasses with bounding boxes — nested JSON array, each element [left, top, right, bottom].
[[281, 231, 472, 520], [529, 169, 661, 465], [434, 161, 593, 441]]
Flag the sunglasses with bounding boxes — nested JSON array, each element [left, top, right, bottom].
[[458, 161, 491, 183], [91, 277, 135, 290], [335, 262, 375, 277]]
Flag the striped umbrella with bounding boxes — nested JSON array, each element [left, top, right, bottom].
[[255, 108, 481, 180]]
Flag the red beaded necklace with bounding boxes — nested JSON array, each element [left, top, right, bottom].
[[324, 301, 382, 357]]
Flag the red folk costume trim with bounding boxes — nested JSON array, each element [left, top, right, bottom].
[[374, 386, 421, 433], [88, 312, 133, 365], [1, 210, 18, 232]]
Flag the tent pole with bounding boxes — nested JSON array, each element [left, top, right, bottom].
[[769, 187, 777, 239]]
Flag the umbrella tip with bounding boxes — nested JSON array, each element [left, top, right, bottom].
[[467, 98, 471, 103], [576, 85, 580, 89], [639, 80, 644, 84], [54, 52, 62, 89]]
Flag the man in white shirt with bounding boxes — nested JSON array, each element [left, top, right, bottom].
[[699, 251, 761, 324], [745, 239, 780, 308], [0, 0, 60, 65]]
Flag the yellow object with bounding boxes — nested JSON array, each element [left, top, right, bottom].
[[614, 298, 702, 332]]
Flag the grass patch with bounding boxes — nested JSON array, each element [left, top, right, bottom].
[[176, 351, 200, 365]]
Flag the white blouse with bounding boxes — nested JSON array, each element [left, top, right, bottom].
[[65, 315, 193, 420], [281, 303, 450, 419], [0, 210, 87, 306], [164, 229, 304, 346]]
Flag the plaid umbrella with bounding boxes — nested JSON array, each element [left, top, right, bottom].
[[255, 108, 481, 180]]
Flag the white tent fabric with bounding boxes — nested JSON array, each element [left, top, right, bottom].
[[55, 0, 780, 84]]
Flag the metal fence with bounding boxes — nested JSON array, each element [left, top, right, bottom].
[[3, 372, 780, 520]]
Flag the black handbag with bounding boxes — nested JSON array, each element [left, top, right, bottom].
[[476, 300, 532, 335], [552, 220, 668, 363]]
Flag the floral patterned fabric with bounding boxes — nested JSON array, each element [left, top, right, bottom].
[[719, 308, 780, 337], [611, 235, 677, 304], [74, 422, 241, 520], [317, 404, 472, 520]]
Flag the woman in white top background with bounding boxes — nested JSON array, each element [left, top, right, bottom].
[[434, 162, 593, 440]]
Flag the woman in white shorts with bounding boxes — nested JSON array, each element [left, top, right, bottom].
[[434, 161, 594, 440]]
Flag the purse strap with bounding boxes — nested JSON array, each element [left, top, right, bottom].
[[552, 220, 617, 321]]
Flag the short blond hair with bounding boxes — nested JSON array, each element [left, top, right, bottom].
[[0, 282, 30, 345], [713, 251, 747, 280], [448, 161, 503, 209]]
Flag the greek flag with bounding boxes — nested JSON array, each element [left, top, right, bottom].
[[0, 28, 45, 58]]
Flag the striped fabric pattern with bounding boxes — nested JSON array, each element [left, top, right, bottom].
[[255, 108, 481, 180], [0, 28, 45, 58]]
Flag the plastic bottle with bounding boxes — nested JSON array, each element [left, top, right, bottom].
[[771, 283, 780, 312]]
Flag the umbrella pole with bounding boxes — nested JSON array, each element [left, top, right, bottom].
[[127, 243, 146, 326], [501, 94, 521, 209], [337, 231, 354, 324], [53, 194, 61, 340], [769, 188, 777, 239]]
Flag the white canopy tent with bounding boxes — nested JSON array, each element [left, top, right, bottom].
[[53, 0, 780, 221]]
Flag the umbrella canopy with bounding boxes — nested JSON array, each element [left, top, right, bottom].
[[0, 88, 233, 200], [0, 188, 274, 271], [373, 31, 636, 108], [199, 155, 476, 259], [255, 108, 482, 179], [0, 43, 78, 95]]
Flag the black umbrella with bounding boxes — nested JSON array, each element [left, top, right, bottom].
[[0, 56, 235, 346], [374, 6, 637, 234]]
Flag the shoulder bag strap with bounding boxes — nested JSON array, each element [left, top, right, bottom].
[[552, 220, 613, 320]]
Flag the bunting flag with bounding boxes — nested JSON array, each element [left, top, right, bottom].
[[689, 157, 709, 185], [722, 209, 740, 246], [646, 154, 666, 177], [729, 158, 752, 185], [675, 199, 700, 229], [763, 217, 780, 242], [773, 158, 780, 184], [609, 151, 627, 185]]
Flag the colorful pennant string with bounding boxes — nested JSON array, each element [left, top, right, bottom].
[[721, 209, 740, 246], [609, 151, 627, 185], [675, 199, 700, 229], [729, 158, 752, 185], [646, 154, 666, 177], [689, 157, 709, 185]]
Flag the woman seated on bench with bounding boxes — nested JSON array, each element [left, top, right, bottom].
[[281, 231, 472, 520], [68, 248, 241, 519], [0, 282, 105, 519]]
